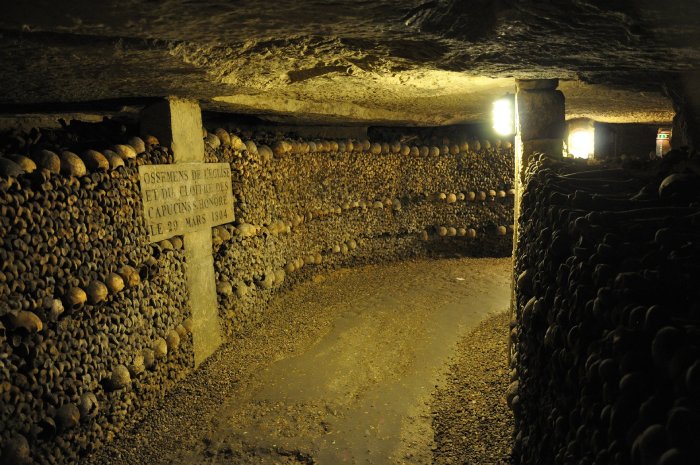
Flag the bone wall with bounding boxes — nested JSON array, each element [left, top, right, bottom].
[[204, 129, 515, 337], [0, 128, 193, 465], [511, 154, 700, 465], [0, 121, 514, 464]]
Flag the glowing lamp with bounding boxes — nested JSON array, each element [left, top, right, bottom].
[[568, 128, 595, 159], [492, 96, 515, 136]]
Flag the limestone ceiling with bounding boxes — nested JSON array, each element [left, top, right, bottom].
[[1, 0, 698, 125]]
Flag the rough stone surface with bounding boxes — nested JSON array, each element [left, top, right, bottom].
[[516, 90, 566, 142], [1, 1, 695, 124], [184, 232, 221, 367], [516, 79, 559, 92], [520, 139, 565, 162]]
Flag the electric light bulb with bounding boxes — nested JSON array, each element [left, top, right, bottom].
[[568, 129, 594, 159], [492, 97, 514, 136]]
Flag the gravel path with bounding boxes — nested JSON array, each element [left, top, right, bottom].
[[86, 258, 512, 465], [431, 312, 514, 464]]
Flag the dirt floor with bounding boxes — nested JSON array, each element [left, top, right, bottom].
[[432, 312, 514, 465], [87, 257, 513, 465]]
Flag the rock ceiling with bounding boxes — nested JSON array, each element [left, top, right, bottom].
[[1, 0, 698, 125]]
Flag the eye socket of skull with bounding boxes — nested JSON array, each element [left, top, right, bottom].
[[39, 417, 57, 437]]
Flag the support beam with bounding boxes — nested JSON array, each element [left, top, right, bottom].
[[514, 78, 565, 177], [140, 97, 222, 367], [510, 79, 565, 350]]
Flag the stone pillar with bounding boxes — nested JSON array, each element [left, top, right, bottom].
[[140, 97, 222, 367], [510, 79, 565, 334], [514, 79, 565, 177]]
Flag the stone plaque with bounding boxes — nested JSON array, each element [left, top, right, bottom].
[[138, 163, 234, 242]]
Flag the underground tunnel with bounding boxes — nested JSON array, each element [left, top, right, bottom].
[[1, 1, 700, 464]]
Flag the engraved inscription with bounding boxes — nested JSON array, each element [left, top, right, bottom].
[[138, 163, 234, 242]]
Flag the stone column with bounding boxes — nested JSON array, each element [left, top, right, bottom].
[[140, 97, 222, 367], [514, 79, 565, 177], [510, 79, 565, 336]]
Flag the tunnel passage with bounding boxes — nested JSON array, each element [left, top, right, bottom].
[[1, 82, 697, 464], [2, 0, 700, 463], [0, 114, 514, 464]]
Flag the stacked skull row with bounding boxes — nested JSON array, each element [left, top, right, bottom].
[[0, 130, 192, 465], [0, 119, 517, 463], [511, 152, 700, 465], [204, 127, 515, 338]]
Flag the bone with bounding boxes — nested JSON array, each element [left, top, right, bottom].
[[8, 310, 43, 333], [36, 149, 61, 173], [511, 156, 700, 465], [110, 365, 132, 391], [6, 154, 36, 173], [82, 150, 110, 172], [86, 280, 108, 305], [0, 125, 515, 464], [112, 144, 137, 160], [128, 136, 146, 154]]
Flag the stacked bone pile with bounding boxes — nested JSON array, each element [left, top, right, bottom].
[[205, 128, 515, 336], [511, 152, 700, 465], [0, 125, 193, 465]]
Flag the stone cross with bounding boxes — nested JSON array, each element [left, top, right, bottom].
[[140, 97, 227, 367]]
